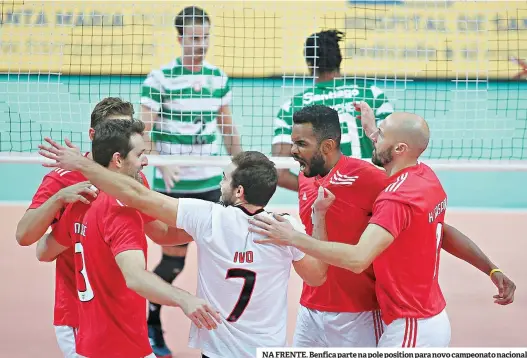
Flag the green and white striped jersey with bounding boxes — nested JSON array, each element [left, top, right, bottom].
[[141, 57, 232, 194], [273, 78, 394, 158]]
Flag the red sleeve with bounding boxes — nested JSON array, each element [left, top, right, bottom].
[[104, 205, 146, 257], [29, 175, 65, 209], [51, 206, 73, 247], [369, 198, 412, 238]]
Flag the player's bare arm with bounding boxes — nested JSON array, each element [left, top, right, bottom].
[[38, 137, 180, 227], [15, 181, 97, 246], [271, 142, 299, 192], [442, 223, 515, 305], [115, 249, 221, 330], [35, 232, 69, 262], [354, 101, 378, 139], [141, 105, 180, 190], [250, 215, 394, 274], [292, 186, 336, 283], [217, 104, 242, 155], [144, 221, 193, 247]]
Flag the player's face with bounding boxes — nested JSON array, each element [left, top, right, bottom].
[[179, 21, 210, 62], [119, 133, 148, 177], [371, 122, 394, 168], [291, 123, 326, 177], [220, 163, 237, 206]]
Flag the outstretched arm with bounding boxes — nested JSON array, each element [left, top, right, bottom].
[[442, 223, 515, 305], [38, 138, 179, 227], [250, 214, 393, 274]]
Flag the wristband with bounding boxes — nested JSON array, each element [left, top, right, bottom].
[[489, 268, 502, 277]]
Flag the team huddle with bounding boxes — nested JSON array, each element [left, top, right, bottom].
[[15, 5, 516, 358]]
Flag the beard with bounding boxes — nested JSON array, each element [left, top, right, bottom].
[[219, 191, 234, 207], [296, 150, 327, 178], [372, 147, 393, 167]]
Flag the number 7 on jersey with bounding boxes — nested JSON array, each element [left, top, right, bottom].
[[225, 268, 256, 322]]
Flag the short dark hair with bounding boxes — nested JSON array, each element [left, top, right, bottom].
[[231, 151, 278, 207], [174, 6, 210, 36], [90, 97, 135, 129], [293, 105, 341, 147], [92, 119, 145, 167], [304, 30, 344, 74]]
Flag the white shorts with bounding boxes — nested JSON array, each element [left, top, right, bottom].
[[378, 309, 451, 347], [54, 325, 77, 358], [292, 305, 384, 348]]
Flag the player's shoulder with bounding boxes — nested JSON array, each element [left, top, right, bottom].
[[201, 61, 229, 80], [340, 156, 386, 178], [379, 163, 434, 200], [268, 211, 306, 233], [44, 167, 86, 186]]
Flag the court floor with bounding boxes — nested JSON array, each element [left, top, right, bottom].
[[0, 205, 525, 357]]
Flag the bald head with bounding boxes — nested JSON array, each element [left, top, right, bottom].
[[383, 112, 430, 156]]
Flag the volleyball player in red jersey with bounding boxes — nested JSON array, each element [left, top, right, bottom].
[[250, 104, 516, 347], [16, 98, 135, 357], [36, 119, 219, 358], [290, 105, 388, 347]]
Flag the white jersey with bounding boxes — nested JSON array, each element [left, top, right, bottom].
[[176, 198, 306, 358]]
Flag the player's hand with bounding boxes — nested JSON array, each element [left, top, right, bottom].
[[249, 213, 297, 246], [491, 271, 516, 305], [38, 137, 85, 171], [158, 165, 180, 191], [56, 181, 98, 205], [180, 296, 222, 330], [353, 101, 377, 138], [313, 186, 335, 215]]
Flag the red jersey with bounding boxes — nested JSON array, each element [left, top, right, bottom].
[[369, 162, 447, 325], [29, 166, 88, 327], [54, 192, 152, 358], [28, 158, 151, 329], [298, 155, 388, 312]]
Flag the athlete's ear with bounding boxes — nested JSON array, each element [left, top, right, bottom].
[[394, 142, 408, 155], [321, 138, 336, 154], [112, 152, 123, 168], [88, 128, 95, 141], [235, 185, 244, 199]]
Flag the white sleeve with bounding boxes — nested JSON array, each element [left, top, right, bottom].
[[281, 214, 306, 262], [176, 198, 213, 241]]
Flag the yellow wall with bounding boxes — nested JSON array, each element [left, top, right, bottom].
[[1, 1, 525, 78]]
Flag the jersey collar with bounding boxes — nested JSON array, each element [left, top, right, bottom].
[[233, 204, 265, 217], [314, 155, 346, 187]]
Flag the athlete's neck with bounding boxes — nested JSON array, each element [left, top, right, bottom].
[[181, 55, 203, 72], [385, 159, 418, 177], [320, 151, 342, 177], [233, 201, 263, 215], [314, 71, 341, 84]]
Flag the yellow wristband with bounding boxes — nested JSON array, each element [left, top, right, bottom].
[[489, 268, 502, 277]]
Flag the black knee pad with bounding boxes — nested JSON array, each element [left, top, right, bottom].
[[153, 254, 186, 283]]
